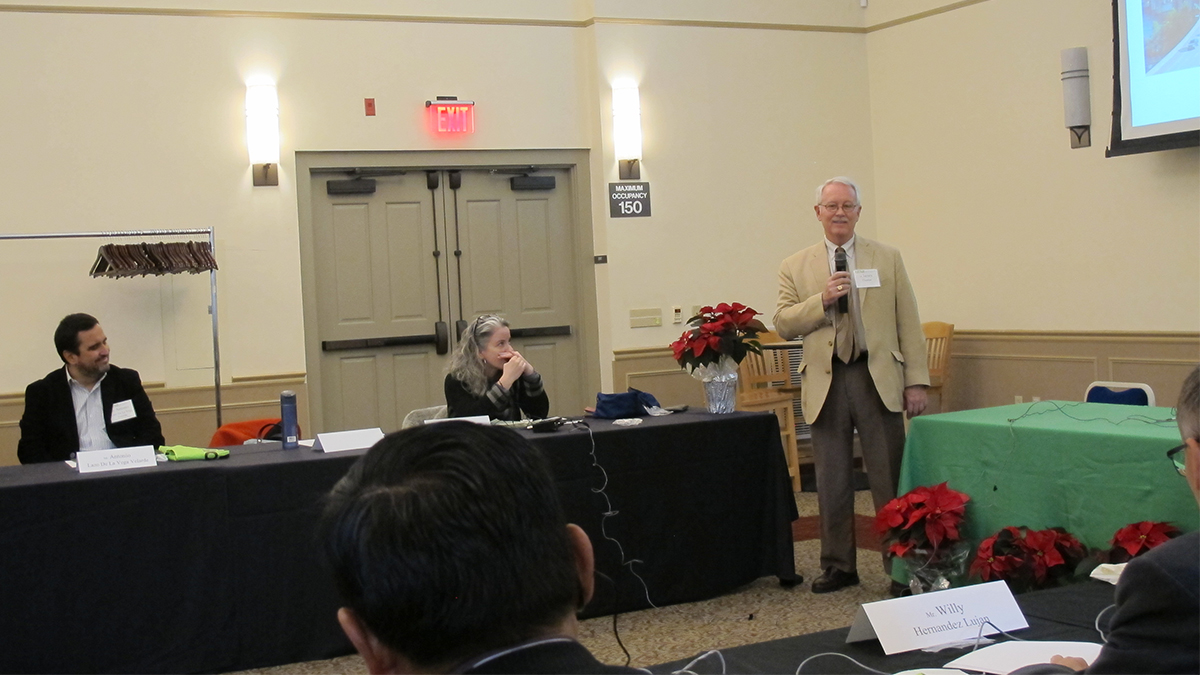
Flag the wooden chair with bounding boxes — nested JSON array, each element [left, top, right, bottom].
[[738, 333, 801, 490], [922, 321, 954, 413]]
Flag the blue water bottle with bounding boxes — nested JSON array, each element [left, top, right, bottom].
[[280, 390, 299, 449]]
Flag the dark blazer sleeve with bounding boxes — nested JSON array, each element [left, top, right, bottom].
[[1085, 532, 1200, 674], [17, 374, 75, 464], [102, 367, 165, 449]]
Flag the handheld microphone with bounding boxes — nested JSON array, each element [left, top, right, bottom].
[[834, 248, 848, 314]]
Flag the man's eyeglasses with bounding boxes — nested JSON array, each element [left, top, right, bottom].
[[819, 203, 860, 213], [1167, 443, 1186, 476]]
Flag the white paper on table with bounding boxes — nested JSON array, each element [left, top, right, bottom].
[[424, 415, 490, 425], [317, 428, 385, 453], [1090, 563, 1126, 585], [943, 640, 1102, 674], [299, 439, 316, 447]]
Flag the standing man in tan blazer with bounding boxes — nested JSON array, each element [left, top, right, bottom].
[[774, 177, 930, 594]]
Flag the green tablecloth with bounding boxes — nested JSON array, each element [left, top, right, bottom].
[[898, 401, 1198, 553]]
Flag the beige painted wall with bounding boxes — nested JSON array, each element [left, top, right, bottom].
[[592, 21, 876, 352], [866, 0, 1200, 332], [0, 0, 880, 402], [0, 0, 1195, 427], [0, 3, 594, 396]]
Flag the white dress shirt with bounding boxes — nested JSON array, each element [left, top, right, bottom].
[[67, 367, 115, 452]]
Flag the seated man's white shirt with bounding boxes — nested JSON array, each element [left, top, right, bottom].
[[68, 367, 115, 452]]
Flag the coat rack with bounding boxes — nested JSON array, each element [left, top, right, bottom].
[[0, 228, 224, 426]]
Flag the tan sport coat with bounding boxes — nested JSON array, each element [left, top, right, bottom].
[[772, 236, 929, 424]]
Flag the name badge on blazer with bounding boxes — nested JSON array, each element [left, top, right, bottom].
[[111, 399, 136, 423], [853, 269, 881, 288]]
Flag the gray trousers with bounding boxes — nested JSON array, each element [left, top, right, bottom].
[[809, 356, 906, 574]]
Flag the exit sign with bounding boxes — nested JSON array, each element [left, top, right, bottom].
[[426, 99, 475, 134]]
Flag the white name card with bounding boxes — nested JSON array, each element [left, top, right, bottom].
[[317, 428, 385, 453], [76, 445, 158, 474], [846, 580, 1027, 655]]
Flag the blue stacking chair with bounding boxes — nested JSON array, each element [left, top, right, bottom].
[[1085, 381, 1155, 407]]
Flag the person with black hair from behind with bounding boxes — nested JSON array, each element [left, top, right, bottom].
[[321, 422, 642, 674]]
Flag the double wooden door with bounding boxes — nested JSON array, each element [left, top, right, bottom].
[[308, 166, 583, 432]]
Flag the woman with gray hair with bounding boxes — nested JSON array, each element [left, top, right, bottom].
[[444, 314, 550, 421]]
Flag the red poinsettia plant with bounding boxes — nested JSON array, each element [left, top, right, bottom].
[[874, 482, 970, 561], [970, 526, 1087, 593], [670, 303, 767, 372], [1100, 521, 1181, 564]]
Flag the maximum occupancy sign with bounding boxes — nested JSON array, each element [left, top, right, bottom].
[[609, 182, 652, 218]]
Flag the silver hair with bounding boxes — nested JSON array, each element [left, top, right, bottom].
[[448, 314, 510, 397], [1179, 365, 1200, 441], [815, 176, 861, 205]]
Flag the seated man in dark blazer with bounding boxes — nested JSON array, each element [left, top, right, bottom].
[[321, 422, 640, 674], [17, 313, 164, 464]]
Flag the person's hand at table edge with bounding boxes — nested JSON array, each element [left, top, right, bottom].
[[904, 385, 928, 418]]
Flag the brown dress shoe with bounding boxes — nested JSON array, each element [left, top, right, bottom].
[[811, 567, 860, 594]]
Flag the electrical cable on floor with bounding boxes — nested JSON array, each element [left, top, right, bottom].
[[671, 649, 726, 674], [611, 611, 632, 666], [568, 420, 658, 609], [793, 652, 888, 674]]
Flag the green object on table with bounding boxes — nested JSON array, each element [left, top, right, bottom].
[[162, 445, 230, 461], [892, 401, 1198, 585]]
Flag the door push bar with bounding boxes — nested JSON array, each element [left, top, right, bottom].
[[322, 324, 571, 354], [322, 334, 438, 352], [509, 325, 572, 338]]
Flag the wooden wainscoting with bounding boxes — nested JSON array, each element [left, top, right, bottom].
[[948, 331, 1199, 411], [613, 329, 1199, 424], [0, 373, 309, 467], [612, 347, 707, 409]]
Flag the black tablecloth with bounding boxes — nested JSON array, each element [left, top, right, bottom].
[[650, 582, 1116, 674], [0, 411, 797, 674]]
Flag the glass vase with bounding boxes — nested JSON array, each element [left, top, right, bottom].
[[903, 542, 971, 594], [696, 356, 740, 414]]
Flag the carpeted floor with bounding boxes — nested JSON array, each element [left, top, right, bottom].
[[230, 491, 885, 674]]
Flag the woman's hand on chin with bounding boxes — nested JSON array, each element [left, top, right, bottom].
[[499, 353, 526, 388], [507, 352, 535, 376]]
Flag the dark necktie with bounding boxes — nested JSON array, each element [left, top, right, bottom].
[[835, 247, 856, 364]]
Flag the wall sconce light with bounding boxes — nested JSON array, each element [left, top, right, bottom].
[[1061, 47, 1091, 149], [612, 82, 642, 180], [246, 82, 280, 186]]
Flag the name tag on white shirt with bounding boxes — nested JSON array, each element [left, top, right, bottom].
[[77, 445, 158, 474], [853, 268, 881, 288], [110, 399, 136, 423]]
